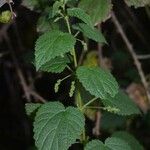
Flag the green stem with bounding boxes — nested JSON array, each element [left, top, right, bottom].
[[81, 97, 98, 110], [65, 16, 78, 68]]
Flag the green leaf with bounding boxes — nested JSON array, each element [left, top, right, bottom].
[[67, 8, 93, 27], [35, 30, 76, 70], [112, 131, 144, 150], [73, 23, 107, 43], [101, 90, 140, 115], [105, 137, 132, 150], [125, 0, 150, 8], [101, 112, 127, 131], [76, 66, 119, 99], [40, 56, 70, 73], [85, 140, 110, 150], [52, 1, 63, 17], [34, 102, 85, 150], [79, 0, 112, 25], [25, 103, 42, 116]]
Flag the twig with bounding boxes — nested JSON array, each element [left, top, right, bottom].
[[111, 12, 150, 104], [3, 32, 46, 103], [93, 111, 101, 137], [137, 54, 150, 60]]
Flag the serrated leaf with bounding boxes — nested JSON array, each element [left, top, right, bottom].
[[0, 10, 12, 23], [112, 131, 144, 150], [85, 140, 110, 150], [125, 0, 150, 8], [73, 23, 106, 43], [79, 0, 112, 25], [34, 102, 85, 150], [76, 66, 119, 99], [105, 137, 132, 150], [40, 56, 70, 73], [101, 90, 140, 115], [67, 8, 93, 27], [25, 103, 42, 116], [35, 30, 76, 70]]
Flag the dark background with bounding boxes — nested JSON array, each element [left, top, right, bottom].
[[0, 0, 150, 150]]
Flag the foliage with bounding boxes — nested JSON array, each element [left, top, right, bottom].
[[20, 0, 148, 149]]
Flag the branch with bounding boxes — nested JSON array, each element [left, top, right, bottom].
[[111, 11, 150, 104]]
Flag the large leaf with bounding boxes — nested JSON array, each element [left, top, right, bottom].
[[25, 103, 42, 116], [40, 56, 70, 73], [101, 90, 140, 115], [67, 8, 93, 27], [35, 30, 76, 70], [125, 0, 150, 8], [105, 137, 132, 150], [76, 66, 119, 99], [85, 140, 110, 150], [112, 131, 144, 150], [79, 0, 112, 25], [34, 102, 85, 150], [73, 23, 106, 43]]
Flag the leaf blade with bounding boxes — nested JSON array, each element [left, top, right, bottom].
[[34, 102, 85, 150], [73, 23, 107, 43], [101, 90, 141, 115], [76, 66, 119, 99], [35, 30, 76, 70]]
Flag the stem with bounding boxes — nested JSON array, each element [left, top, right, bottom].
[[81, 97, 98, 110], [61, 74, 72, 82], [65, 16, 78, 68]]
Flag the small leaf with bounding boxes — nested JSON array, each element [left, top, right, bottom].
[[34, 102, 85, 150], [67, 8, 93, 27], [35, 30, 76, 70], [101, 90, 141, 115], [105, 137, 132, 150], [25, 103, 42, 116], [85, 140, 110, 150], [73, 23, 106, 43], [52, 1, 63, 17], [112, 131, 144, 150], [125, 0, 150, 8], [79, 0, 112, 25], [76, 66, 119, 99], [40, 56, 70, 73]]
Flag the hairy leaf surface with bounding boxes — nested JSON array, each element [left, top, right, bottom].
[[67, 8, 93, 27], [76, 66, 119, 99], [40, 56, 70, 73], [35, 30, 76, 70], [79, 0, 112, 25], [34, 102, 85, 150]]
